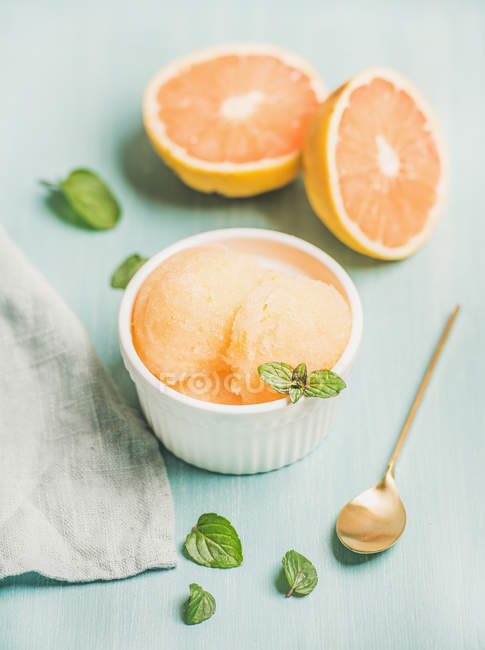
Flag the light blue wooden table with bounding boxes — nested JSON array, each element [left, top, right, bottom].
[[1, 1, 484, 648]]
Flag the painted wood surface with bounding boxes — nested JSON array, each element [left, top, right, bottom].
[[1, 0, 484, 648]]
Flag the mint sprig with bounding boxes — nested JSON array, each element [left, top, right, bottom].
[[184, 513, 243, 569], [41, 169, 121, 230], [184, 583, 216, 625], [282, 550, 318, 597], [257, 362, 346, 403]]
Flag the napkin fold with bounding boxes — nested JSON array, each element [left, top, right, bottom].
[[0, 228, 176, 582]]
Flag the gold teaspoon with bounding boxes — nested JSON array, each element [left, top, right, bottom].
[[336, 306, 460, 554]]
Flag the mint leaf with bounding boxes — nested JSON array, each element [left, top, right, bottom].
[[282, 550, 318, 597], [257, 362, 293, 394], [289, 385, 304, 403], [184, 583, 215, 625], [292, 363, 307, 386], [41, 169, 121, 230], [304, 369, 346, 398], [184, 513, 243, 568], [289, 363, 307, 403], [111, 254, 148, 289]]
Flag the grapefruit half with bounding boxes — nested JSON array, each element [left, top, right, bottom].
[[143, 44, 327, 197], [303, 68, 447, 259]]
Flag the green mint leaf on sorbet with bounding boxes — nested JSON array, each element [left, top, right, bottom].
[[304, 369, 346, 399], [289, 363, 307, 403], [184, 513, 243, 568], [184, 583, 216, 625], [111, 254, 148, 289], [258, 362, 346, 403], [282, 550, 318, 597], [257, 362, 293, 394], [289, 385, 304, 403], [292, 362, 307, 386], [40, 169, 121, 230]]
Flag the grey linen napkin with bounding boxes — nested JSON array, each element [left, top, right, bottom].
[[0, 228, 176, 581]]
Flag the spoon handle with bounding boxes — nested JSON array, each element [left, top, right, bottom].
[[386, 305, 460, 475]]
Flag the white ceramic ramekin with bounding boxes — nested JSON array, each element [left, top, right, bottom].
[[119, 228, 363, 474]]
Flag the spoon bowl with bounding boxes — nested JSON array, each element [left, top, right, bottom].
[[336, 469, 406, 554]]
